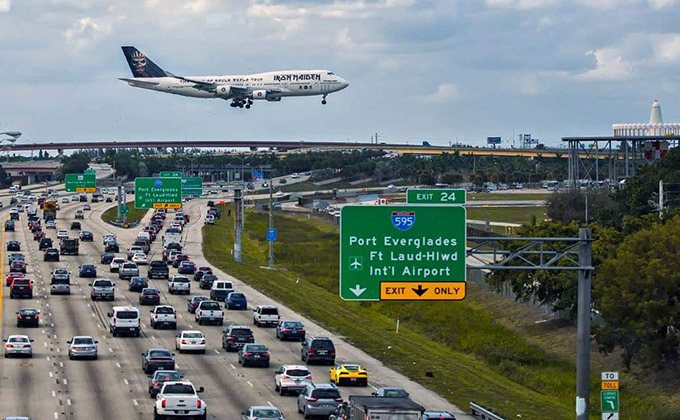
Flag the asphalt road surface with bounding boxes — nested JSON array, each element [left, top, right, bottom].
[[0, 194, 473, 420]]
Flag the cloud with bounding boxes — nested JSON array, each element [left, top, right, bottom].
[[575, 48, 634, 81], [422, 84, 460, 104], [648, 0, 680, 9], [486, 0, 559, 10], [653, 33, 680, 63], [64, 17, 112, 48], [0, 0, 10, 13]]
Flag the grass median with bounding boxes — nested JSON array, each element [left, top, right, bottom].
[[100, 201, 149, 225], [203, 207, 673, 420]]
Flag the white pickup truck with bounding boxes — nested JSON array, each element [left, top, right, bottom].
[[168, 276, 191, 295], [195, 301, 224, 326], [253, 305, 280, 327], [150, 305, 177, 330], [153, 381, 206, 420]]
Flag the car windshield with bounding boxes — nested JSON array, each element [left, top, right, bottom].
[[73, 337, 94, 345], [156, 306, 174, 314], [55, 269, 68, 275], [192, 297, 208, 303], [312, 340, 334, 349], [203, 275, 217, 281], [174, 278, 189, 283], [82, 265, 94, 269], [183, 332, 203, 339], [163, 384, 194, 394], [116, 311, 138, 319], [253, 410, 282, 419], [311, 389, 341, 399], [230, 293, 244, 299], [154, 371, 181, 381], [149, 350, 172, 358], [21, 309, 37, 315], [112, 259, 125, 264], [246, 345, 267, 352], [123, 264, 137, 269], [286, 369, 310, 377], [201, 302, 220, 310]]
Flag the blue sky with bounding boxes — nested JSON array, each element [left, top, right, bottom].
[[1, 0, 680, 147]]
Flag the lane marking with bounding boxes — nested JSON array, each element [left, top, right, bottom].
[[67, 399, 72, 406], [214, 349, 220, 354], [52, 390, 56, 397], [368, 383, 378, 390], [124, 379, 129, 385], [54, 412, 58, 420], [46, 356, 50, 361], [49, 372, 53, 378], [247, 381, 253, 387], [267, 401, 274, 407], [108, 347, 113, 353], [63, 378, 68, 385], [116, 362, 121, 368], [133, 399, 139, 406], [230, 364, 236, 369], [59, 362, 63, 368]]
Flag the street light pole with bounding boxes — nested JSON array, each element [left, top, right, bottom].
[[268, 179, 274, 270]]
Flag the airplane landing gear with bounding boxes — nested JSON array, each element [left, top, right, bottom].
[[321, 94, 327, 105], [230, 98, 252, 109]]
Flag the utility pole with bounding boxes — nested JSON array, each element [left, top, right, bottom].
[[659, 179, 664, 219], [116, 177, 122, 223], [234, 187, 242, 263], [268, 179, 274, 270], [575, 228, 593, 420]]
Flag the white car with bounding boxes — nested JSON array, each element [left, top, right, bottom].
[[291, 173, 300, 179], [4, 335, 33, 358], [275, 365, 312, 395], [168, 276, 190, 295], [45, 221, 57, 229], [61, 198, 69, 203], [154, 381, 206, 420], [57, 230, 68, 239], [83, 204, 91, 210], [274, 191, 285, 197], [127, 246, 144, 259], [175, 330, 206, 353], [71, 195, 78, 202], [110, 257, 126, 273], [131, 253, 148, 265]]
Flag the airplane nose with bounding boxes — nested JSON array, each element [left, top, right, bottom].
[[339, 77, 349, 90]]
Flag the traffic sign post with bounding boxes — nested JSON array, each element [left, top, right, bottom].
[[120, 206, 130, 215], [65, 173, 96, 193], [160, 171, 182, 178], [406, 188, 466, 205], [600, 372, 620, 419], [340, 205, 466, 301], [267, 228, 277, 242], [134, 177, 182, 209], [601, 390, 619, 412], [181, 177, 203, 197]]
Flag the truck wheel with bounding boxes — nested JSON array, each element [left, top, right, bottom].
[[153, 408, 164, 420], [197, 411, 207, 420], [303, 406, 310, 419]]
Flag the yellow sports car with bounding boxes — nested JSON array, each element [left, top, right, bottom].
[[330, 364, 368, 386]]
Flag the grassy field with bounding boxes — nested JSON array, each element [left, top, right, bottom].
[[466, 206, 548, 224], [100, 201, 148, 224], [280, 179, 410, 192], [468, 192, 551, 201], [202, 207, 678, 420]]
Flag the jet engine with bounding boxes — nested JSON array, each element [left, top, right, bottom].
[[215, 86, 232, 97], [251, 90, 268, 100]]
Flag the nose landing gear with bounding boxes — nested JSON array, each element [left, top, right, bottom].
[[321, 94, 327, 105]]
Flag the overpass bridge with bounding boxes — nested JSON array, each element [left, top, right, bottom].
[[9, 139, 595, 159]]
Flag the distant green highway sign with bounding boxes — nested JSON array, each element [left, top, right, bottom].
[[65, 173, 96, 193], [120, 206, 130, 215], [134, 177, 182, 209], [160, 171, 182, 178], [340, 205, 466, 301], [181, 177, 203, 196], [407, 188, 466, 205]]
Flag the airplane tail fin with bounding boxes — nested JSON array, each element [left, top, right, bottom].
[[121, 46, 168, 78]]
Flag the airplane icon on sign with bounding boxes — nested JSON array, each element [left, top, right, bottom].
[[349, 257, 363, 270]]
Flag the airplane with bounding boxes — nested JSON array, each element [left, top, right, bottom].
[[350, 258, 362, 269], [119, 46, 349, 109]]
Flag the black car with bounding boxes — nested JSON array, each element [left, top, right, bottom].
[[106, 197, 113, 202], [187, 295, 209, 313], [5, 220, 15, 231], [79, 264, 97, 278], [238, 343, 270, 367], [70, 221, 81, 230], [16, 308, 39, 327], [128, 276, 148, 292], [148, 370, 182, 397], [141, 349, 175, 374], [80, 231, 94, 241], [301, 336, 336, 365], [100, 252, 115, 264], [222, 325, 255, 352], [104, 241, 120, 253], [44, 248, 60, 262], [39, 237, 53, 251], [6, 240, 20, 251], [148, 260, 169, 280], [139, 288, 161, 305], [276, 320, 306, 341], [194, 267, 212, 282], [172, 254, 190, 268], [199, 274, 217, 290]]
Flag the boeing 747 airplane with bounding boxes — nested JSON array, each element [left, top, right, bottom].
[[120, 46, 349, 109]]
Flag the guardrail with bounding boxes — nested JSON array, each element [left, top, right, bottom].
[[469, 402, 507, 420]]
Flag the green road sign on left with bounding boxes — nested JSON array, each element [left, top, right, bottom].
[[134, 177, 182, 209], [181, 177, 203, 196], [340, 205, 466, 301], [65, 173, 96, 193], [160, 171, 182, 178]]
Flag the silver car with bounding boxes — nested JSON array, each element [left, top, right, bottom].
[[90, 279, 115, 301], [51, 268, 70, 295], [297, 384, 342, 417], [241, 406, 284, 420], [4, 335, 33, 358], [67, 336, 98, 360], [148, 370, 182, 397], [275, 365, 312, 395]]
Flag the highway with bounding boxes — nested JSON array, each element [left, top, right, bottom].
[[0, 195, 473, 420]]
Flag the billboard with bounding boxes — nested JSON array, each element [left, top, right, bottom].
[[487, 137, 502, 145]]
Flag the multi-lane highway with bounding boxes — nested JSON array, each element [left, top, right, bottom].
[[0, 194, 471, 420]]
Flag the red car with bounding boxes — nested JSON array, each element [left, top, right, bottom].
[[33, 230, 46, 240], [5, 272, 24, 286]]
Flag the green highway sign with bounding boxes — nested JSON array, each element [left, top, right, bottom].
[[340, 205, 466, 301], [407, 188, 466, 205], [65, 173, 96, 193], [160, 171, 182, 178], [181, 177, 203, 196], [601, 390, 619, 413], [120, 206, 130, 215], [84, 169, 96, 174], [134, 177, 182, 209]]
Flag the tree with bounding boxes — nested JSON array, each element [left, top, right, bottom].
[[58, 152, 90, 180], [546, 189, 615, 224], [594, 216, 680, 369]]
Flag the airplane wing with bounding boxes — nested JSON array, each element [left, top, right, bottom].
[[118, 77, 160, 87], [172, 75, 249, 95]]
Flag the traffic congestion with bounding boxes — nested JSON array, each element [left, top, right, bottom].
[[0, 190, 460, 420]]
